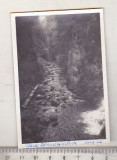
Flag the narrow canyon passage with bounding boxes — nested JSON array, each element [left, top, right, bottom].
[[21, 61, 105, 143]]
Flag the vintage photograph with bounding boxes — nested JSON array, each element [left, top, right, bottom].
[[11, 9, 110, 146]]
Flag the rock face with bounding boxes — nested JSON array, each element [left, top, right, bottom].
[[21, 61, 105, 144]]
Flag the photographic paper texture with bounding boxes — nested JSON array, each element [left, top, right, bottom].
[[11, 9, 110, 148]]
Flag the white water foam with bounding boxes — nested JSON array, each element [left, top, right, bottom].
[[78, 100, 105, 135]]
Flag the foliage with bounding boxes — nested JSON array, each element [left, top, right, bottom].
[[16, 13, 103, 106]]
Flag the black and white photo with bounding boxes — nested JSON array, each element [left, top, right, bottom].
[[11, 9, 110, 147]]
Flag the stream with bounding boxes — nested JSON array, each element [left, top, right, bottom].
[[21, 61, 105, 143]]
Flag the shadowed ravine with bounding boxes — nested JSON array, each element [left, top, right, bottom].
[[21, 61, 105, 143]]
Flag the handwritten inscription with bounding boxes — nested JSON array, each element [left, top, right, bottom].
[[25, 140, 103, 148], [84, 139, 103, 145], [25, 141, 77, 148], [25, 143, 39, 148]]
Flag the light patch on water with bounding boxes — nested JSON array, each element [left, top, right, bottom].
[[78, 100, 105, 135]]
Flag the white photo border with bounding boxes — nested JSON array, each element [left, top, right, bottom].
[[11, 8, 110, 148]]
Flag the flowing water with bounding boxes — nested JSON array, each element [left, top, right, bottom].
[[78, 100, 105, 135], [21, 61, 106, 143]]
